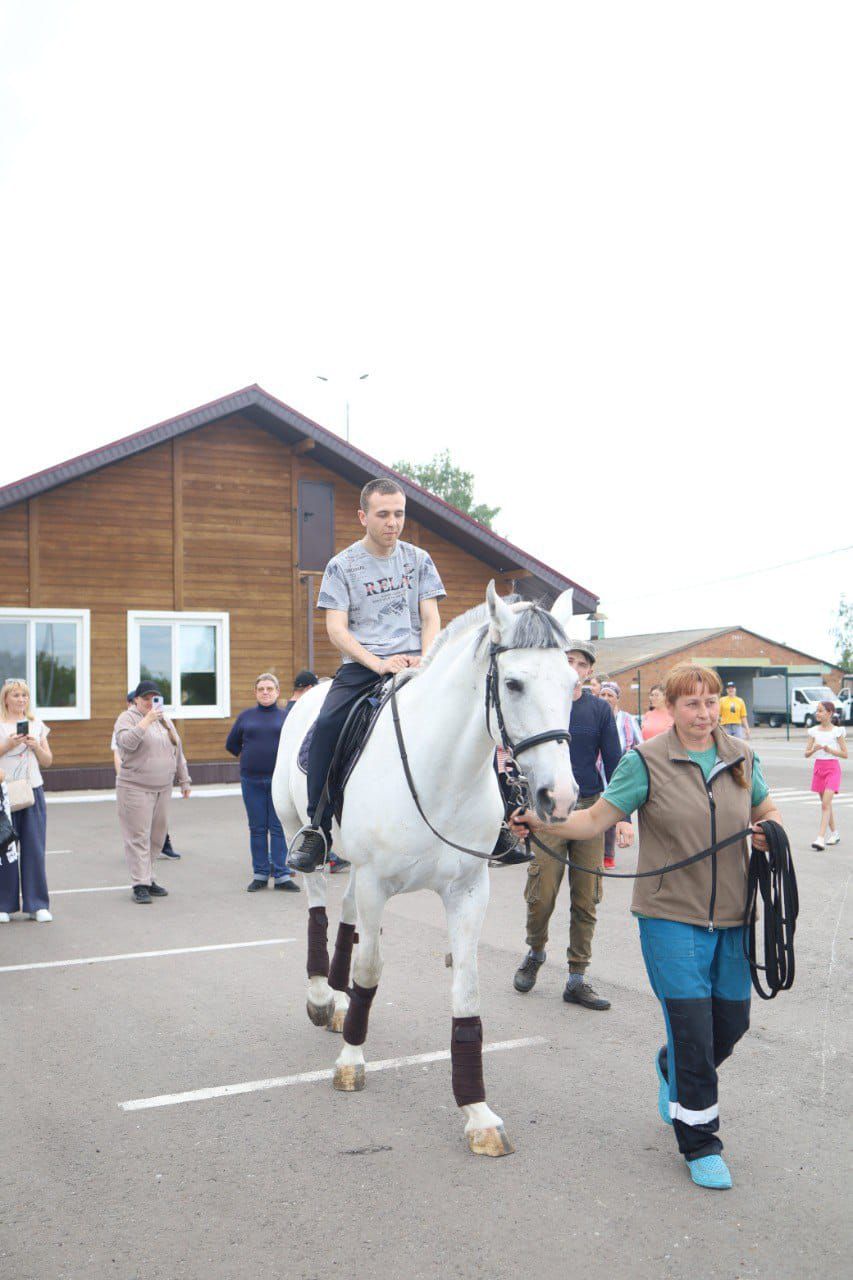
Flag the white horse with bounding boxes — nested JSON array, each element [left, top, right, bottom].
[[272, 583, 578, 1156]]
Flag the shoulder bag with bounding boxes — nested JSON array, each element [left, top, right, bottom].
[[6, 739, 35, 812]]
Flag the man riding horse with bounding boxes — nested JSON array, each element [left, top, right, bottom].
[[288, 477, 446, 873]]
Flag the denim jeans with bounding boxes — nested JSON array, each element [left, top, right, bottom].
[[240, 775, 290, 881]]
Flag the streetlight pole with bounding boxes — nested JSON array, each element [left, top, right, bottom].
[[316, 373, 371, 442]]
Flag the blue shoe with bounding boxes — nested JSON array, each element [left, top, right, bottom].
[[688, 1154, 732, 1189], [655, 1050, 673, 1126]]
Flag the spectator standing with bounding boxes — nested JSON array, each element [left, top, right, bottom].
[[0, 679, 53, 921], [112, 691, 182, 859], [805, 699, 847, 850], [641, 684, 674, 740], [512, 664, 782, 1190], [226, 672, 301, 893], [719, 682, 750, 739], [114, 681, 191, 904], [597, 681, 638, 867], [512, 639, 630, 1009]]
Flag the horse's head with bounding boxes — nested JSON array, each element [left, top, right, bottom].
[[486, 583, 579, 821]]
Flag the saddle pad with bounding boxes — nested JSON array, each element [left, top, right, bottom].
[[297, 724, 315, 775], [296, 678, 396, 823]]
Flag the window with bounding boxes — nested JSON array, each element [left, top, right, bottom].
[[127, 612, 230, 719], [0, 609, 91, 720]]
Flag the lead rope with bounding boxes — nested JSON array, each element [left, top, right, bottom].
[[743, 819, 798, 998]]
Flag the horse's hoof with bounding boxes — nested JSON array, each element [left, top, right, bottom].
[[306, 999, 334, 1027], [326, 1006, 347, 1034], [333, 1063, 365, 1092], [467, 1125, 514, 1157]]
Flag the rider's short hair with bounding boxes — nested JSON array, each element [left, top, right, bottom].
[[359, 477, 405, 512]]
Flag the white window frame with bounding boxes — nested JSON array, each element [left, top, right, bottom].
[[0, 608, 91, 720], [127, 611, 230, 720]]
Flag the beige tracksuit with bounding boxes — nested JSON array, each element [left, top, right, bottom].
[[114, 709, 191, 886]]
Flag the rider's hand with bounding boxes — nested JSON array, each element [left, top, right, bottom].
[[615, 821, 634, 847], [406, 656, 422, 669], [378, 655, 410, 676]]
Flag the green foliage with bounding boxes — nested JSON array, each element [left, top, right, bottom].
[[392, 450, 500, 528], [831, 595, 853, 671]]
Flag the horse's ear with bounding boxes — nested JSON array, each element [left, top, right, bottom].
[[486, 580, 514, 643], [550, 589, 575, 632]]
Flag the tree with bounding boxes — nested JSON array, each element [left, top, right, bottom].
[[392, 450, 500, 528], [831, 594, 853, 671]]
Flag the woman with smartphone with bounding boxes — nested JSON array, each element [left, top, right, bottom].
[[113, 680, 191, 904], [0, 678, 53, 922]]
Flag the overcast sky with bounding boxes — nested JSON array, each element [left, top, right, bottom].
[[1, 1, 850, 663]]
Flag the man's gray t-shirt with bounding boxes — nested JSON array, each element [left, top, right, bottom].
[[316, 540, 446, 661]]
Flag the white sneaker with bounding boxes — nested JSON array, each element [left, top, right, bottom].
[[825, 831, 841, 846], [811, 837, 826, 851], [29, 909, 53, 922], [0, 911, 10, 923]]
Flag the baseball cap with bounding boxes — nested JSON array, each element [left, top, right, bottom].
[[293, 670, 319, 689], [132, 680, 163, 698], [566, 638, 597, 664]]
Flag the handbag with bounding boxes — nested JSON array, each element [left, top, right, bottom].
[[6, 739, 35, 812]]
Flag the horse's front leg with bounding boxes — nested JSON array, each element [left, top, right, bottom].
[[304, 869, 336, 1027], [444, 869, 514, 1157], [333, 870, 385, 1092]]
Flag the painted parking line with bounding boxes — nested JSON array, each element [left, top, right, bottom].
[[50, 885, 126, 895], [0, 937, 295, 974], [46, 849, 75, 855], [45, 786, 241, 806], [119, 1036, 549, 1112]]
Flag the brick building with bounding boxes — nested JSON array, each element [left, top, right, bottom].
[[0, 384, 598, 789], [593, 626, 844, 719]]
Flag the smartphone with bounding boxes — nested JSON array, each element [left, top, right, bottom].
[[152, 696, 164, 710], [16, 720, 29, 736]]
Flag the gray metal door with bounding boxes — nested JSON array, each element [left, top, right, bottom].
[[298, 480, 335, 570]]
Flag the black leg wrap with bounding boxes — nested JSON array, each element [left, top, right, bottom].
[[306, 906, 330, 978], [342, 980, 377, 1046], [451, 1016, 486, 1107], [328, 923, 357, 992]]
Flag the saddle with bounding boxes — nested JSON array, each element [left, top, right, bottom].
[[297, 676, 392, 824]]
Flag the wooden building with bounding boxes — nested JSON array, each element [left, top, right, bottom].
[[0, 384, 597, 789], [593, 625, 844, 719]]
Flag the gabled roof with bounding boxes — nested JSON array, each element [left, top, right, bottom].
[[596, 626, 839, 673], [0, 383, 597, 612]]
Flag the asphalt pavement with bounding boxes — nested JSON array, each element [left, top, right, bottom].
[[0, 734, 849, 1280]]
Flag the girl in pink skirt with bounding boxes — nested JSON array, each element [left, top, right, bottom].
[[805, 700, 848, 850]]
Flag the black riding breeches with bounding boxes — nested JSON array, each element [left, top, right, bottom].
[[307, 662, 381, 836]]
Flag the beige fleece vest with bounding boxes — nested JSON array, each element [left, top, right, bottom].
[[631, 727, 754, 928]]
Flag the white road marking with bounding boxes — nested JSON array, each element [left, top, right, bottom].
[[46, 849, 74, 855], [46, 786, 241, 805], [0, 938, 295, 974], [50, 885, 126, 895], [119, 1036, 548, 1111], [820, 872, 850, 1097]]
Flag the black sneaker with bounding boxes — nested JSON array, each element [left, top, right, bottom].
[[148, 882, 169, 897], [247, 879, 269, 892], [133, 885, 152, 904], [491, 825, 533, 866], [513, 950, 545, 993], [329, 855, 351, 874], [274, 879, 301, 892], [287, 829, 327, 873], [160, 835, 181, 859], [563, 978, 611, 1010]]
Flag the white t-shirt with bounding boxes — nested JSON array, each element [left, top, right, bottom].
[[0, 719, 51, 788], [808, 725, 846, 761]]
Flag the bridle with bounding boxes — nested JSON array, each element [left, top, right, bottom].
[[388, 639, 571, 861]]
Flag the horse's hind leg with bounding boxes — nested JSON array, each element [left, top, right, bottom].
[[333, 871, 385, 1092], [304, 871, 335, 1027], [443, 870, 514, 1157], [326, 868, 357, 1034]]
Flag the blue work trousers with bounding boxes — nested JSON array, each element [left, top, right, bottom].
[[638, 917, 751, 1161], [241, 775, 290, 882], [0, 786, 49, 914]]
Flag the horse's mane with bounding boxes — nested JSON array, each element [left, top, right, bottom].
[[415, 596, 568, 675]]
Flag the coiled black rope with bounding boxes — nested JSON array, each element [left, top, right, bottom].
[[744, 819, 798, 999]]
